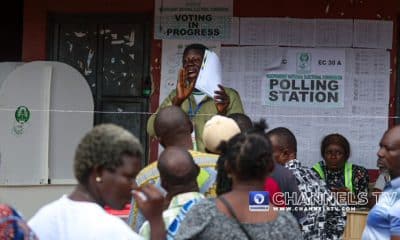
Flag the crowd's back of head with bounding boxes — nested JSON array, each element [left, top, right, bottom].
[[266, 127, 297, 154], [154, 106, 193, 147], [227, 113, 253, 133], [158, 146, 200, 192], [218, 120, 274, 182]]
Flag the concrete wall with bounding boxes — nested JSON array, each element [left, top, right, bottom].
[[0, 185, 75, 219]]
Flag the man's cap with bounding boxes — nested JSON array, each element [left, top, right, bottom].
[[202, 115, 241, 153]]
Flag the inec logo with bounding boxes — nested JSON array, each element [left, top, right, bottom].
[[249, 191, 269, 211], [12, 106, 31, 136], [296, 52, 311, 74], [15, 106, 30, 124]]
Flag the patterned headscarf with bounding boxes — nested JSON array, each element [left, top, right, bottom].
[[0, 204, 38, 240]]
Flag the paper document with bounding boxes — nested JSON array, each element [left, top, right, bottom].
[[195, 50, 222, 98], [220, 46, 389, 169], [353, 20, 393, 49]]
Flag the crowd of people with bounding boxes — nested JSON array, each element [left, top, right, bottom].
[[1, 43, 399, 240]]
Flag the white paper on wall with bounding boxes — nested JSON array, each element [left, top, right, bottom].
[[353, 19, 393, 49], [240, 18, 315, 47], [220, 46, 390, 169], [315, 19, 353, 47], [239, 18, 393, 50]]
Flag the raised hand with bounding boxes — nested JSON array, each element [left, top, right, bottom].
[[133, 184, 166, 240], [133, 184, 164, 221], [172, 68, 196, 106], [214, 84, 230, 115]]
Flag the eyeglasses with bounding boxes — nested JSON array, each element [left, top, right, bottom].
[[325, 150, 345, 157]]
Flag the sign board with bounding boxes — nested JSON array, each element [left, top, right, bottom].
[[154, 0, 233, 40]]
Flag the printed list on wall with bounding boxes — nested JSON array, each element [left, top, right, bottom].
[[221, 46, 390, 169], [158, 18, 393, 169]]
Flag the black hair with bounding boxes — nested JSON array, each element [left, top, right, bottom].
[[216, 119, 273, 195], [321, 133, 350, 161], [182, 43, 208, 61], [216, 154, 232, 195], [227, 113, 253, 133], [265, 127, 297, 154]]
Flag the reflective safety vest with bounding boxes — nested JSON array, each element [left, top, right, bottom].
[[312, 162, 353, 193]]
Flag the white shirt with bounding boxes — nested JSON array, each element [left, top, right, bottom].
[[192, 91, 206, 104], [29, 195, 143, 240]]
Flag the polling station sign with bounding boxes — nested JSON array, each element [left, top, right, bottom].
[[154, 0, 233, 40], [262, 48, 345, 108]]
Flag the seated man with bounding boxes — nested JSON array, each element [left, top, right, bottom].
[[266, 127, 346, 240], [139, 147, 204, 239], [129, 106, 218, 231]]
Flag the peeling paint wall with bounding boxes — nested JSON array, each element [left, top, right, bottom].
[[53, 22, 145, 97], [22, 0, 153, 61]]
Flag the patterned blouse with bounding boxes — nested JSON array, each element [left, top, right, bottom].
[[0, 204, 38, 240], [285, 159, 346, 240], [313, 161, 370, 203], [174, 198, 302, 240]]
